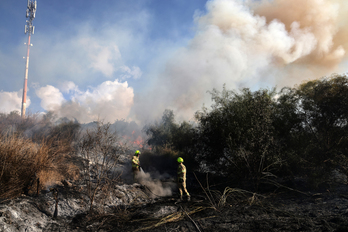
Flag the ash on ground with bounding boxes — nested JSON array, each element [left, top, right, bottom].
[[1, 154, 348, 232]]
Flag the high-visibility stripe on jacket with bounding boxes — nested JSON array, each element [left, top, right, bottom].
[[132, 155, 139, 168]]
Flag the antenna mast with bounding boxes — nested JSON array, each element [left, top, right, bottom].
[[21, 0, 37, 118]]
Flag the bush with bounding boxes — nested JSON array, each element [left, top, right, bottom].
[[275, 74, 348, 183], [0, 134, 72, 199], [195, 87, 282, 181], [0, 113, 81, 200], [194, 74, 348, 186], [143, 110, 198, 172]]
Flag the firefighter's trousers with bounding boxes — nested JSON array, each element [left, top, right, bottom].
[[132, 167, 139, 182], [178, 178, 190, 198]]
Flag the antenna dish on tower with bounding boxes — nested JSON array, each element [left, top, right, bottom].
[[24, 0, 36, 34], [21, 0, 37, 118]]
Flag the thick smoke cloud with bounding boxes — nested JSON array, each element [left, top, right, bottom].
[[36, 79, 134, 123], [6, 0, 346, 124], [133, 0, 348, 122], [253, 0, 348, 74]]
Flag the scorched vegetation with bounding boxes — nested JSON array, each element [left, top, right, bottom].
[[0, 73, 348, 231]]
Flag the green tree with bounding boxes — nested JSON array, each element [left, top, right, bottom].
[[267, 74, 348, 182], [291, 74, 348, 178], [195, 86, 282, 180], [143, 109, 197, 170]]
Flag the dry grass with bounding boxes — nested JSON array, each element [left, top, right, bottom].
[[212, 187, 265, 207], [0, 135, 39, 198], [132, 206, 206, 232], [0, 133, 78, 199], [193, 173, 265, 211], [0, 112, 80, 200]]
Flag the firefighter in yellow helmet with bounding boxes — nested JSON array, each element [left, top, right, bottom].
[[132, 150, 141, 181], [177, 157, 190, 201]]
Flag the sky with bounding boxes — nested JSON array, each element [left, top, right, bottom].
[[0, 0, 347, 124]]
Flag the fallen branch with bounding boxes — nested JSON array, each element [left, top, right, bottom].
[[193, 172, 217, 210], [262, 179, 310, 196], [134, 207, 206, 231], [180, 205, 202, 232]]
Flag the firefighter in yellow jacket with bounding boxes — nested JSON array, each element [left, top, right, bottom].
[[132, 150, 141, 181], [177, 157, 190, 201]]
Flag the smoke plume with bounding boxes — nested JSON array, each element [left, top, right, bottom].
[[253, 0, 348, 67], [133, 0, 348, 122], [15, 0, 347, 124]]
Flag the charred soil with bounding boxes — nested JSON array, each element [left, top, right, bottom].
[[1, 164, 348, 232], [69, 184, 348, 232]]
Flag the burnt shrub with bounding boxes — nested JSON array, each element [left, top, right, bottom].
[[78, 121, 127, 212]]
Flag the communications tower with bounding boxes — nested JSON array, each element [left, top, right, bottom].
[[21, 0, 37, 118]]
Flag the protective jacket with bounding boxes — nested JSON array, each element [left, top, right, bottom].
[[177, 163, 186, 182], [132, 155, 140, 170]]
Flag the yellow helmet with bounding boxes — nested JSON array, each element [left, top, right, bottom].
[[177, 157, 184, 163], [135, 150, 141, 155]]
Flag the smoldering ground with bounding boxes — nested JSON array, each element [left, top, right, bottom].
[[135, 171, 175, 198], [120, 151, 177, 199]]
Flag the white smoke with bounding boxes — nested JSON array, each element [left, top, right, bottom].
[[0, 90, 30, 114], [31, 20, 146, 88], [60, 81, 78, 93], [133, 0, 348, 122], [36, 79, 134, 123], [136, 171, 174, 198], [119, 66, 143, 80], [17, 0, 348, 124], [84, 38, 122, 77]]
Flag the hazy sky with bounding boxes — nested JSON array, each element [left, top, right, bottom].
[[0, 0, 347, 124]]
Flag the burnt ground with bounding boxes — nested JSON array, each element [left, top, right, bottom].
[[1, 154, 348, 232], [1, 180, 348, 231], [65, 182, 348, 232]]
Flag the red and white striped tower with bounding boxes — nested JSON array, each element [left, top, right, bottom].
[[21, 0, 37, 118]]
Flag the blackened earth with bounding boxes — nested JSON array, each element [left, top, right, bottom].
[[1, 179, 348, 231], [86, 186, 348, 232]]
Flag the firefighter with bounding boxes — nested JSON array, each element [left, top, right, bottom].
[[132, 150, 141, 181], [177, 157, 190, 201]]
